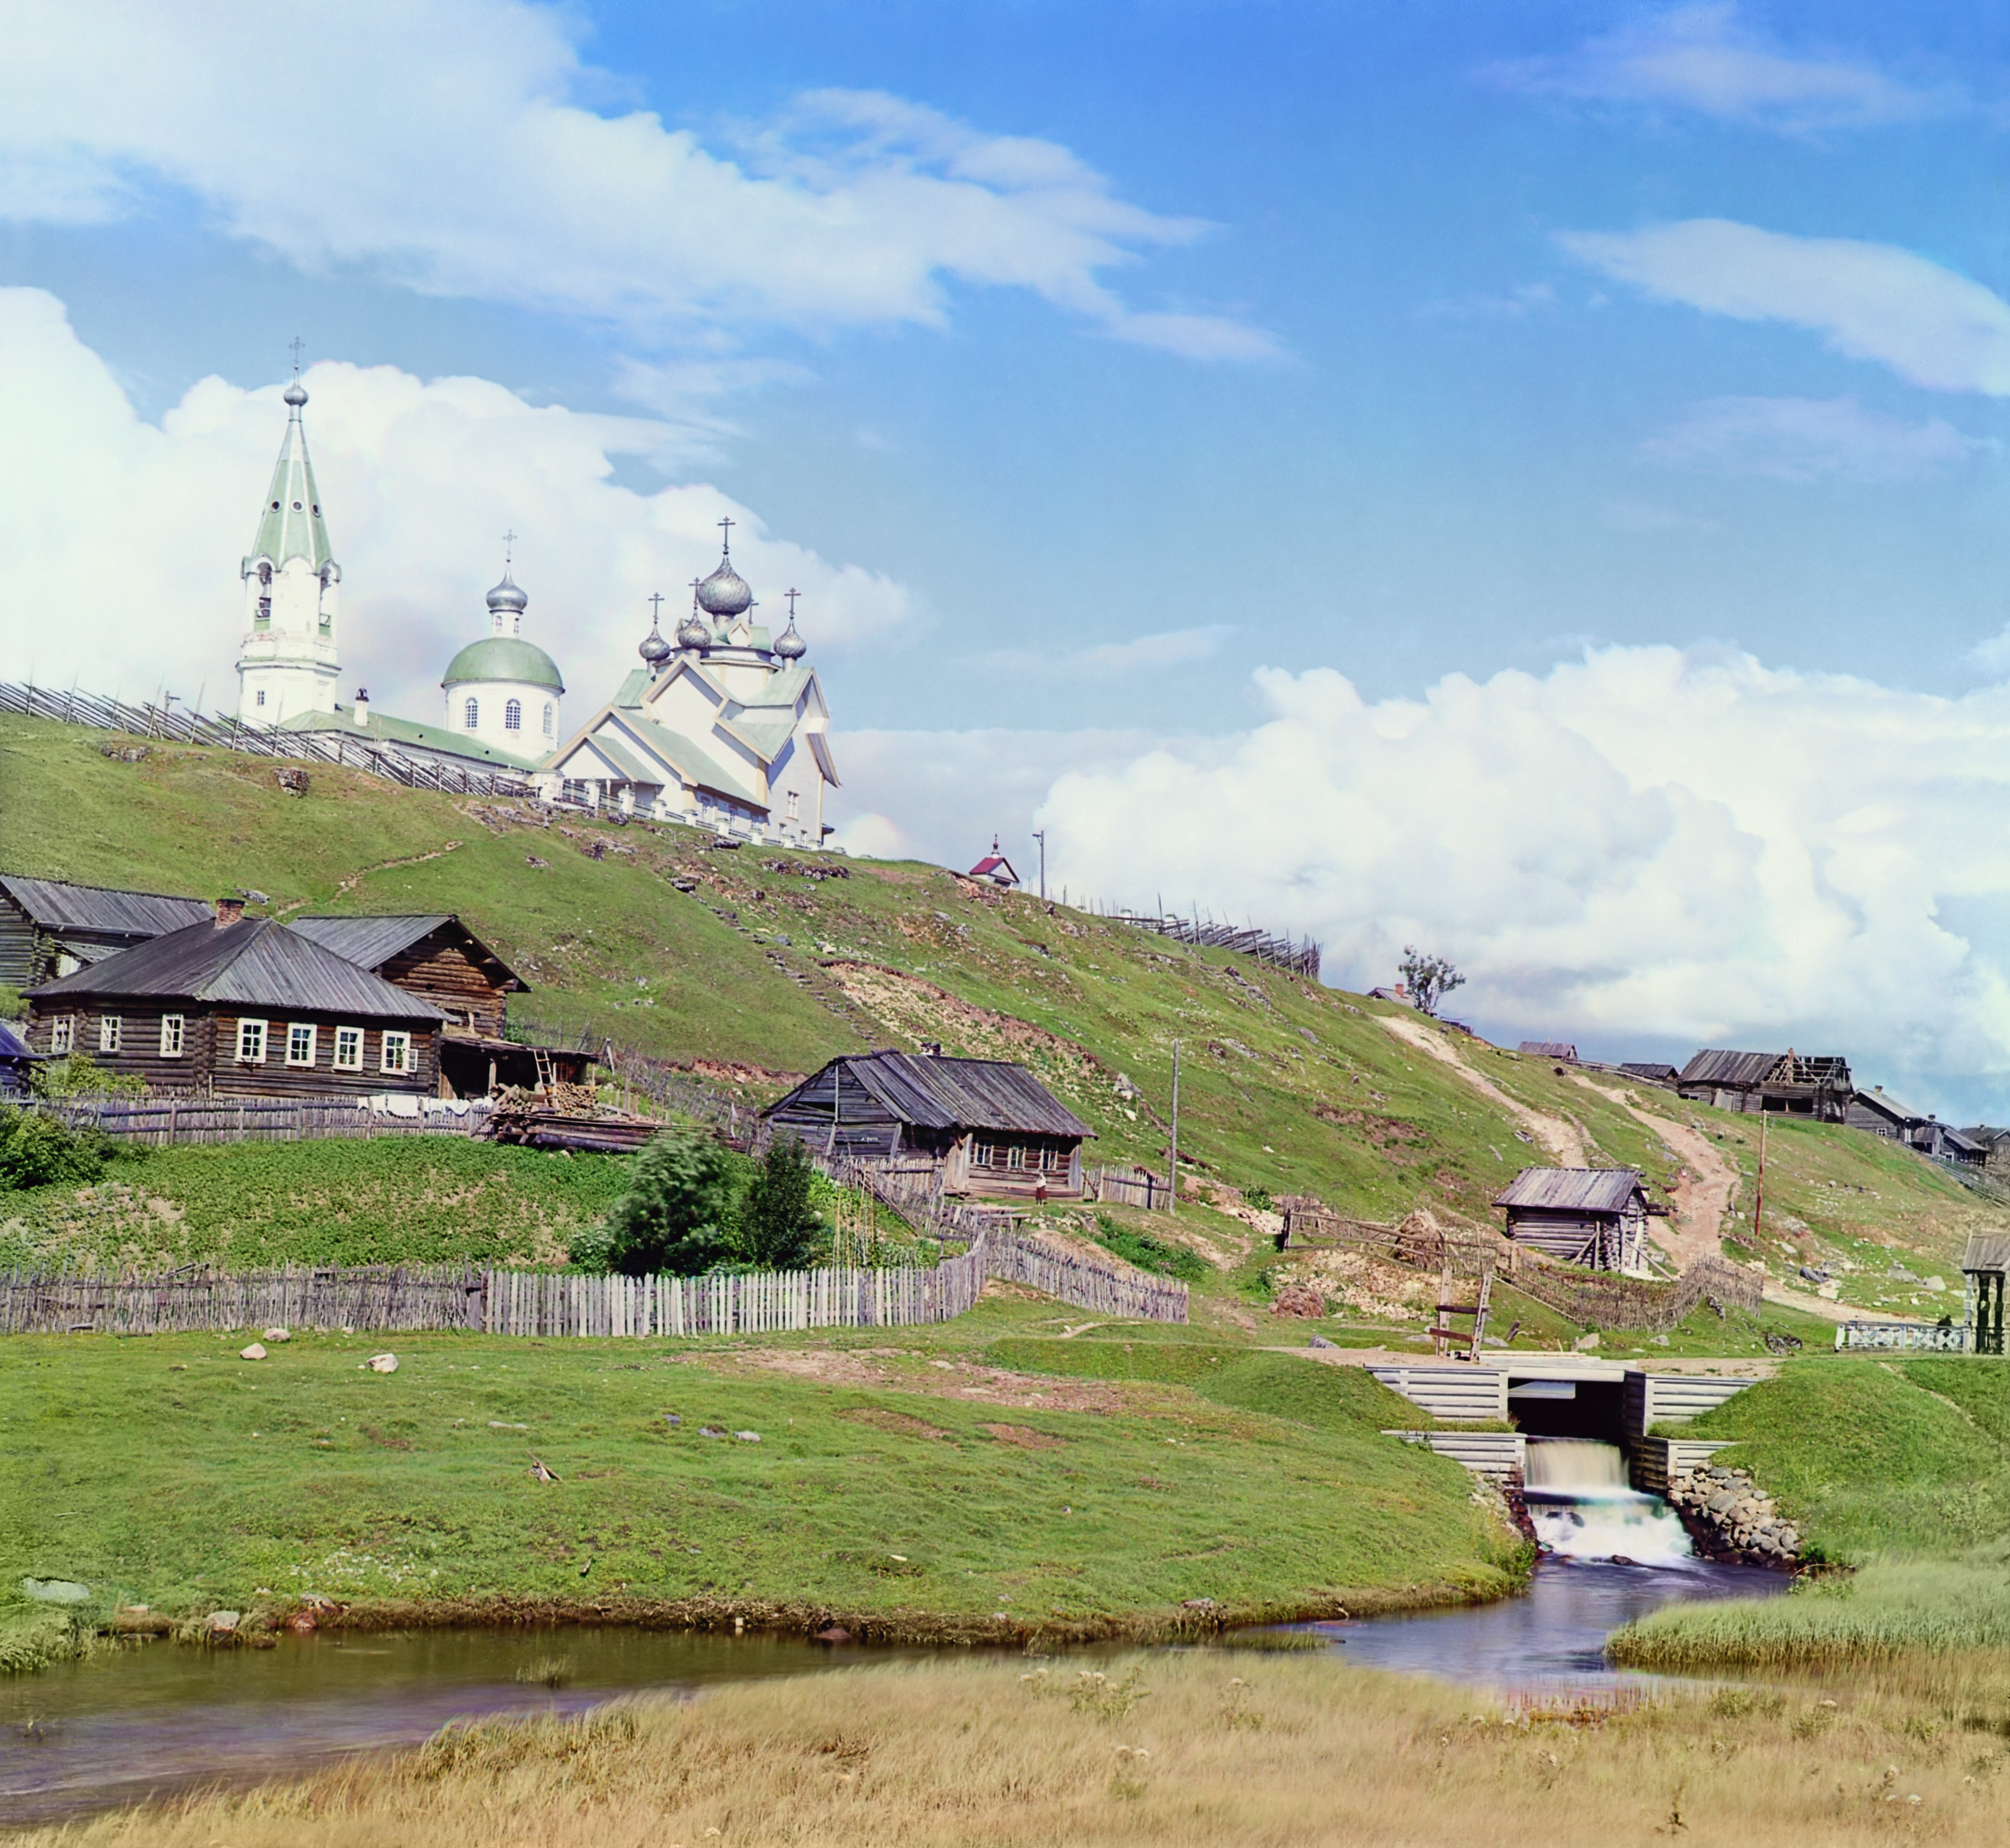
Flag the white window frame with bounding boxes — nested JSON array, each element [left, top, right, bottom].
[[256, 689, 267, 708], [49, 1015, 74, 1055], [786, 790, 801, 822], [504, 698, 522, 732], [98, 1015, 122, 1055], [237, 1018, 268, 1064], [159, 1014, 184, 1058], [334, 1026, 364, 1071], [542, 702, 554, 737], [286, 1022, 318, 1067], [464, 697, 479, 729], [380, 1031, 412, 1075]]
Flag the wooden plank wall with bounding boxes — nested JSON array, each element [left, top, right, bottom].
[[19, 1093, 485, 1148], [383, 936, 510, 1038]]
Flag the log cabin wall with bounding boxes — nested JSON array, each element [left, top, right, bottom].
[[380, 932, 512, 1038], [0, 900, 38, 989], [766, 1064, 903, 1159]]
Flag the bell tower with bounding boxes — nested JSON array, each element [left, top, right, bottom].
[[236, 346, 341, 723]]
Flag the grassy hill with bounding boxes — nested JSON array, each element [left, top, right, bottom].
[[0, 711, 1995, 1301]]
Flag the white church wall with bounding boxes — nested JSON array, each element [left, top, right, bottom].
[[443, 676, 559, 760]]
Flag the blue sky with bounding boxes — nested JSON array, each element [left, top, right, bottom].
[[8, 1, 2010, 1109]]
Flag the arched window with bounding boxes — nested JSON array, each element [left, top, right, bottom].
[[543, 703, 554, 737], [504, 698, 522, 731], [464, 698, 479, 729]]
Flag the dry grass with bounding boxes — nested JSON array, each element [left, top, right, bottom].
[[28, 1650, 2010, 1847]]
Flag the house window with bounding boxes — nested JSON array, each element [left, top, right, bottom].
[[543, 703, 554, 736], [256, 689, 267, 708], [237, 1018, 267, 1063], [973, 1140, 994, 1168], [464, 698, 479, 729], [286, 1023, 317, 1067], [505, 699, 522, 731], [334, 1026, 363, 1071], [786, 790, 801, 822], [49, 1016, 74, 1055], [159, 1015, 184, 1058], [1006, 1143, 1025, 1171], [380, 1031, 412, 1074], [98, 1015, 122, 1055]]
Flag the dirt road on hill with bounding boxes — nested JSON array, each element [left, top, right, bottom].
[[1374, 1013, 1588, 1167], [1567, 1073, 1740, 1267]]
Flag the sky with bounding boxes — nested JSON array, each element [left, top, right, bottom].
[[4, 1, 2010, 1112]]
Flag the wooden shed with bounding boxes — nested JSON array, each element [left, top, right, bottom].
[[763, 1051, 1094, 1200], [288, 913, 589, 1097], [1493, 1166, 1655, 1274], [24, 905, 446, 1098], [0, 874, 211, 989], [1962, 1232, 2009, 1357], [1518, 1041, 1578, 1062], [1676, 1048, 1852, 1120]]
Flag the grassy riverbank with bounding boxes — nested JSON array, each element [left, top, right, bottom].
[[1611, 1356, 2010, 1671], [0, 1314, 1525, 1669], [18, 1648, 2010, 1847]]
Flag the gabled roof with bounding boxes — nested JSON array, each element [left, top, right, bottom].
[[1963, 1232, 2010, 1273], [1519, 1041, 1578, 1061], [0, 1021, 37, 1063], [289, 915, 526, 992], [26, 918, 445, 1019], [1494, 1167, 1646, 1214], [968, 854, 1018, 884], [1679, 1048, 1851, 1088], [1619, 1062, 1680, 1082], [769, 1052, 1093, 1139], [0, 874, 214, 940]]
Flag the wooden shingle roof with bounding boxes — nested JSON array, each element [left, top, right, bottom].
[[769, 1052, 1093, 1139], [289, 915, 526, 991], [1494, 1167, 1646, 1214], [25, 918, 445, 1020], [0, 874, 211, 938]]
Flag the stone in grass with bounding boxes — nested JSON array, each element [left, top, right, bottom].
[[365, 1353, 399, 1374], [1307, 1335, 1337, 1350], [262, 1327, 292, 1342], [239, 1342, 268, 1361], [207, 1611, 242, 1638], [735, 1430, 761, 1442], [21, 1578, 92, 1603]]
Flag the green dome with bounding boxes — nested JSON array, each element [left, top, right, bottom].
[[441, 637, 565, 694]]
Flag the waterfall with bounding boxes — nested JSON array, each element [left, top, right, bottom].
[[1523, 1439, 1694, 1565]]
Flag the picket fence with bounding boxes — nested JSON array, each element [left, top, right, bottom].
[[0, 1231, 1185, 1337], [20, 1093, 488, 1148]]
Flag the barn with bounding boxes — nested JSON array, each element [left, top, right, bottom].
[[24, 901, 445, 1097], [763, 1051, 1093, 1200], [288, 913, 590, 1097], [1494, 1166, 1655, 1274], [1676, 1049, 1852, 1120], [0, 874, 212, 989]]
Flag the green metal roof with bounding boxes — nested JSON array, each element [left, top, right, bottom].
[[247, 404, 334, 571], [441, 636, 565, 694], [282, 707, 546, 773]]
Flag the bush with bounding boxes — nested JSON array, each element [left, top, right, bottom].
[[583, 1128, 741, 1276], [737, 1134, 826, 1270], [31, 1053, 145, 1099], [0, 985, 25, 1022], [1091, 1214, 1209, 1282], [0, 1106, 112, 1191]]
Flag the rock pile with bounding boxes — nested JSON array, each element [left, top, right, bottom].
[[1668, 1464, 1800, 1565]]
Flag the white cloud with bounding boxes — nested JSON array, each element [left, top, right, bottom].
[[1008, 646, 2010, 1112], [1643, 395, 1991, 482], [0, 288, 908, 716], [1489, 4, 1956, 132], [1562, 220, 2010, 395], [0, 1, 1273, 359], [980, 625, 1235, 679]]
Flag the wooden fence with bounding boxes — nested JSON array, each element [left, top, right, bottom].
[[17, 1093, 488, 1148], [0, 680, 536, 798], [981, 1228, 1188, 1322], [1835, 1318, 1966, 1353], [0, 1265, 488, 1336], [1085, 1166, 1172, 1211], [1104, 908, 1321, 981]]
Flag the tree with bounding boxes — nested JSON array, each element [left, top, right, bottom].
[[0, 1106, 111, 1191], [583, 1127, 741, 1276], [737, 1133, 826, 1270], [1398, 946, 1465, 1017]]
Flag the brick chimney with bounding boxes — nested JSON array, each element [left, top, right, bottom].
[[215, 897, 246, 929], [353, 688, 371, 727]]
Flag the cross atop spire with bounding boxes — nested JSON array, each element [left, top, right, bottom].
[[502, 527, 517, 570], [785, 588, 800, 618], [717, 516, 734, 557], [647, 591, 664, 625], [289, 336, 305, 379]]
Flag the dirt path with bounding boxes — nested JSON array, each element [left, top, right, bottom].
[[1374, 1013, 1588, 1166], [1568, 1074, 1740, 1267]]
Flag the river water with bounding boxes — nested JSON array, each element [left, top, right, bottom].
[[1, 1441, 1787, 1827]]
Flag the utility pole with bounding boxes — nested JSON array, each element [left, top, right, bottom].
[[1032, 829, 1046, 902], [1168, 1039, 1180, 1216], [1753, 1109, 1768, 1245]]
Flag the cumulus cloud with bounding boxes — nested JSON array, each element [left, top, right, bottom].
[[1643, 395, 1991, 482], [1016, 647, 2010, 1113], [1562, 220, 2010, 395], [980, 625, 1235, 679], [0, 0, 1272, 359], [0, 288, 908, 716], [1489, 4, 1956, 132]]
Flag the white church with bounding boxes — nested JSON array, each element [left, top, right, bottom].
[[235, 377, 839, 848]]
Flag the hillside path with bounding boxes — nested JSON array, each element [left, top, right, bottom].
[[1374, 1013, 1588, 1166], [1567, 1074, 1738, 1267]]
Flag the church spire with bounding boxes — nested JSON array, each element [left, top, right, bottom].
[[247, 360, 334, 572]]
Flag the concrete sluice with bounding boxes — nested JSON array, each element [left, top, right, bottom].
[[1524, 1439, 1695, 1565]]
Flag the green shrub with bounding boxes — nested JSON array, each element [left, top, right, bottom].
[[0, 1105, 111, 1191], [584, 1127, 742, 1276], [1091, 1214, 1208, 1281], [736, 1133, 826, 1270], [31, 1052, 144, 1099], [0, 984, 25, 1021], [1244, 1186, 1275, 1213]]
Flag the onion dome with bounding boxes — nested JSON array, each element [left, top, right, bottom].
[[676, 612, 709, 650], [639, 621, 672, 666], [774, 618, 806, 660], [486, 571, 528, 615], [283, 381, 308, 409], [696, 554, 753, 620]]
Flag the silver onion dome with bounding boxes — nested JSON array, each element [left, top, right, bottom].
[[774, 618, 806, 660], [676, 610, 710, 649], [639, 621, 673, 665], [283, 382, 308, 409], [696, 555, 753, 620], [485, 571, 528, 615]]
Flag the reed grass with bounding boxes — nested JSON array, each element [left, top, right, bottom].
[[20, 1650, 2010, 1847]]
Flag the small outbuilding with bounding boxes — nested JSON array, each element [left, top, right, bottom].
[[24, 901, 446, 1097], [763, 1050, 1093, 1200], [965, 840, 1019, 889], [0, 874, 213, 989], [1963, 1233, 2010, 1356], [1518, 1041, 1578, 1062], [288, 913, 589, 1097], [1617, 1062, 1680, 1086], [1493, 1166, 1655, 1274]]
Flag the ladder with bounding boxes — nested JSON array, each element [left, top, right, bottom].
[[1427, 1264, 1495, 1363], [532, 1047, 554, 1095]]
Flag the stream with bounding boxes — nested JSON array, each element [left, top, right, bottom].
[[1, 1442, 1789, 1827]]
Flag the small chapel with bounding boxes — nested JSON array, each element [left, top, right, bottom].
[[229, 376, 840, 845]]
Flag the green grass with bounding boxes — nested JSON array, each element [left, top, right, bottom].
[[0, 1324, 1524, 1663], [0, 1138, 633, 1271]]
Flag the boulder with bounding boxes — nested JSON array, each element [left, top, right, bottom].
[[366, 1353, 399, 1374], [1270, 1282, 1326, 1319], [262, 1327, 292, 1342], [239, 1343, 267, 1361], [207, 1610, 241, 1638]]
